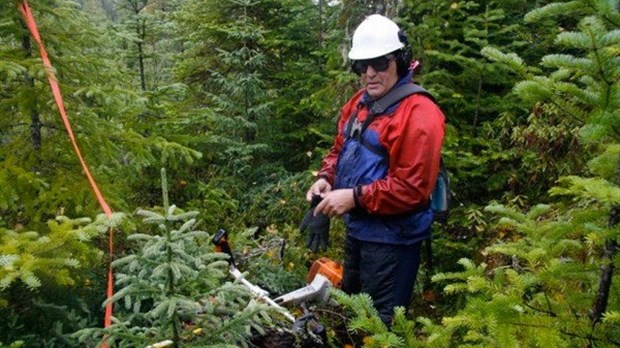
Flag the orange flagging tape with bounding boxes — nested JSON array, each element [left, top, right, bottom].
[[17, 0, 115, 337]]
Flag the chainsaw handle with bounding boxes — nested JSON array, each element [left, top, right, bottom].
[[212, 228, 235, 265], [211, 229, 295, 322]]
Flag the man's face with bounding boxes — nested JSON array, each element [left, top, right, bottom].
[[356, 56, 399, 99]]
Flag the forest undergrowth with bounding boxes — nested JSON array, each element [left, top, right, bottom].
[[0, 0, 618, 347]]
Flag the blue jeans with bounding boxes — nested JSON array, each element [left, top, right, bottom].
[[341, 235, 423, 325]]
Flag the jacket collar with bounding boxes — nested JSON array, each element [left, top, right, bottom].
[[360, 71, 413, 107]]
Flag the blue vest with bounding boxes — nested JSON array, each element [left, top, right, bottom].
[[334, 103, 433, 245]]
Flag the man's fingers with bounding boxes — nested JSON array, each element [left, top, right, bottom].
[[306, 233, 314, 249], [309, 236, 318, 253], [319, 234, 327, 251], [314, 200, 325, 216], [306, 186, 318, 201], [300, 209, 313, 231]]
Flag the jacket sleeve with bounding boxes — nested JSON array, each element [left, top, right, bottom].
[[359, 95, 445, 215]]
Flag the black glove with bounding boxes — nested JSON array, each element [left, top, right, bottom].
[[299, 195, 330, 253]]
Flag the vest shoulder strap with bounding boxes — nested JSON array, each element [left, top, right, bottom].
[[369, 83, 435, 115], [345, 83, 435, 140]]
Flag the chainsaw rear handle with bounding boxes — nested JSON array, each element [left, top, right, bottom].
[[212, 228, 235, 265]]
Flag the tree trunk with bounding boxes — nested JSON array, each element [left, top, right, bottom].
[[374, 0, 385, 15], [318, 0, 323, 49], [472, 74, 482, 136], [589, 156, 620, 325], [126, 0, 148, 91], [137, 17, 146, 91], [100, 0, 118, 22], [21, 33, 42, 151]]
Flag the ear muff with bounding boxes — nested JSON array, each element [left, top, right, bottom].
[[395, 30, 412, 77]]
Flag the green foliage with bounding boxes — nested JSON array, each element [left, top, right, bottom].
[[422, 2, 620, 345], [589, 144, 620, 179], [0, 342, 24, 348], [3, 0, 620, 345], [337, 291, 387, 335], [423, 202, 619, 347], [220, 224, 307, 297], [244, 257, 305, 296], [240, 171, 311, 229], [173, 0, 273, 186], [0, 215, 112, 291], [75, 169, 276, 347], [551, 175, 620, 204], [403, 0, 530, 130], [0, 213, 121, 347], [477, 0, 619, 206], [514, 7, 619, 145], [0, 0, 200, 231], [331, 290, 427, 347]]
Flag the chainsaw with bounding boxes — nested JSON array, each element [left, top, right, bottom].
[[212, 229, 344, 346], [212, 228, 343, 311], [146, 229, 342, 348]]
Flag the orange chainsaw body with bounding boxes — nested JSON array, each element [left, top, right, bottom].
[[307, 257, 343, 289]]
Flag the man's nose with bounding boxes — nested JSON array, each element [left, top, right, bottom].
[[364, 65, 377, 76]]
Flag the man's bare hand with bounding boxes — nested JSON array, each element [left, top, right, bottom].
[[315, 188, 355, 218], [306, 178, 332, 202]]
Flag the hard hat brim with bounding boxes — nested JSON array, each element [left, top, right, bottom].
[[348, 43, 404, 60]]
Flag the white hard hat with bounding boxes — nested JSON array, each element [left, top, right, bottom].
[[348, 14, 404, 60]]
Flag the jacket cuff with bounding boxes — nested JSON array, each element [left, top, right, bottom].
[[353, 185, 363, 208]]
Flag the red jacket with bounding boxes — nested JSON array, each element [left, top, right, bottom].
[[318, 87, 445, 216]]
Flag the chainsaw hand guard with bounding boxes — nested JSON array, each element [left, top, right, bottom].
[[300, 195, 330, 253]]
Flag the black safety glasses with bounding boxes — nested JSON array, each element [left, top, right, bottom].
[[351, 55, 394, 75]]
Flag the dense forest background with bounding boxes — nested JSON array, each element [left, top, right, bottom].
[[1, 0, 618, 347]]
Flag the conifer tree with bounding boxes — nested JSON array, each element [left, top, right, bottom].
[[113, 0, 180, 92], [0, 1, 199, 344], [173, 0, 272, 185], [75, 169, 275, 347], [0, 213, 123, 346], [418, 0, 620, 346], [170, 0, 337, 218], [402, 0, 532, 130], [329, 290, 426, 347], [260, 0, 346, 172], [0, 0, 199, 229], [398, 0, 538, 206], [117, 0, 150, 91]]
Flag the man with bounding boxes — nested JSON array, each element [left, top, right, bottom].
[[305, 14, 445, 324]]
